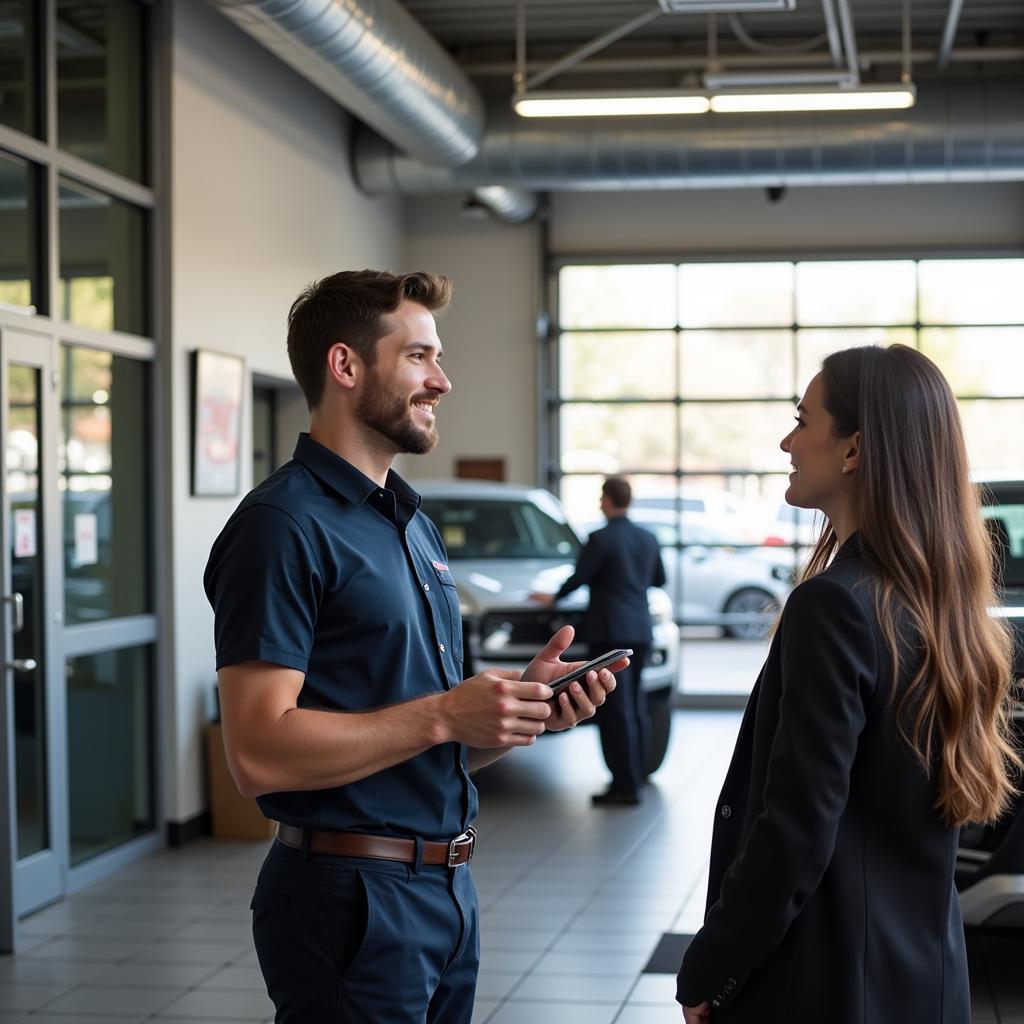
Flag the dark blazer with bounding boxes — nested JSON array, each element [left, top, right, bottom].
[[677, 534, 969, 1024], [555, 515, 666, 646]]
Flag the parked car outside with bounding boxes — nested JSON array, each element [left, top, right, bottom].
[[417, 480, 681, 774], [580, 509, 794, 641], [956, 479, 1024, 928]]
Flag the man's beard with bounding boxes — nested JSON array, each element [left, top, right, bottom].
[[357, 372, 438, 456]]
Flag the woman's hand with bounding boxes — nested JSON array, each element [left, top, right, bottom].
[[682, 1002, 711, 1023]]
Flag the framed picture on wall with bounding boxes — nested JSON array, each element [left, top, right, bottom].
[[191, 349, 245, 497]]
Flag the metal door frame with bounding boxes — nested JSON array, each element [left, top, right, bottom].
[[1, 326, 68, 950]]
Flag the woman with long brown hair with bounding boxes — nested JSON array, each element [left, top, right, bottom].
[[676, 344, 1019, 1023]]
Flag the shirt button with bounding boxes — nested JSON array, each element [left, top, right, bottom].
[[423, 582, 430, 591], [439, 643, 446, 653], [720, 804, 732, 820]]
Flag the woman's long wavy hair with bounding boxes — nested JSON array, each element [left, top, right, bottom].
[[800, 344, 1019, 826]]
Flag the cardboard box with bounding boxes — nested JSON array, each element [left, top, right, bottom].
[[206, 722, 276, 840]]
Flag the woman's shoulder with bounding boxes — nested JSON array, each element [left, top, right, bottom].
[[784, 559, 878, 632]]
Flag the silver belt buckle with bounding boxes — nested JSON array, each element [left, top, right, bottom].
[[448, 826, 477, 867]]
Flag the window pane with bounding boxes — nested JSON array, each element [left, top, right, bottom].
[[959, 399, 1024, 473], [61, 346, 151, 624], [59, 178, 148, 335], [560, 332, 675, 399], [919, 259, 1024, 325], [795, 261, 916, 326], [681, 330, 793, 399], [796, 328, 917, 394], [56, 0, 148, 182], [559, 265, 676, 328], [0, 1, 41, 136], [0, 152, 40, 311], [920, 328, 1024, 398], [680, 402, 792, 473], [67, 644, 154, 865], [679, 263, 793, 327], [561, 403, 676, 472]]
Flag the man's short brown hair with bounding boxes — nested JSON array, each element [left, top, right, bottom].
[[286, 269, 452, 409], [602, 477, 632, 510]]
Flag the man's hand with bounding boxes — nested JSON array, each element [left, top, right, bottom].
[[522, 626, 624, 732], [682, 1002, 711, 1023], [438, 669, 553, 749]]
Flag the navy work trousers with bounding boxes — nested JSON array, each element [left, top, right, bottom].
[[592, 643, 651, 795], [251, 838, 480, 1023]]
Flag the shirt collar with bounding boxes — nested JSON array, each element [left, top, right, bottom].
[[292, 433, 421, 510], [833, 531, 862, 563]]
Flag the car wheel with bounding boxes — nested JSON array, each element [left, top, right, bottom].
[[723, 587, 780, 641], [644, 687, 672, 776]]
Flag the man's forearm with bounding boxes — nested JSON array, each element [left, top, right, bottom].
[[467, 745, 513, 773], [230, 693, 450, 797]]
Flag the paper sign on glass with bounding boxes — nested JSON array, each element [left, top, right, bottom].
[[13, 508, 36, 557], [74, 513, 99, 567]]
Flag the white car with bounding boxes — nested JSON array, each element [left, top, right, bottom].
[[416, 480, 681, 774], [580, 509, 795, 640]]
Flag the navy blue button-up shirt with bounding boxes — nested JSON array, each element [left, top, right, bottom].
[[203, 433, 475, 840]]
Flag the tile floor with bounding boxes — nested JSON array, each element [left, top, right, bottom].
[[2, 709, 1022, 1022]]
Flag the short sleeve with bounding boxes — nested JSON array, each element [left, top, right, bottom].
[[204, 503, 323, 672]]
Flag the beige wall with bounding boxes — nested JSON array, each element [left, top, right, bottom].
[[551, 183, 1024, 254], [165, 0, 402, 825], [399, 198, 541, 487]]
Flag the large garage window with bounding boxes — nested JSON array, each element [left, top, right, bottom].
[[552, 257, 1024, 698]]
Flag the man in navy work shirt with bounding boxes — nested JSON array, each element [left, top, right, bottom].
[[204, 270, 623, 1024], [534, 477, 665, 806]]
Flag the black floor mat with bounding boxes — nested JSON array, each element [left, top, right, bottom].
[[644, 932, 694, 974]]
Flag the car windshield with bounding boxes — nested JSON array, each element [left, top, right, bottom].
[[421, 499, 582, 560], [982, 495, 1024, 590]]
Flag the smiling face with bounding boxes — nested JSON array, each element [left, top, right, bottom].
[[780, 371, 859, 514], [355, 300, 452, 455]]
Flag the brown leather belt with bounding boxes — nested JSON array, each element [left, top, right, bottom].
[[275, 823, 477, 867]]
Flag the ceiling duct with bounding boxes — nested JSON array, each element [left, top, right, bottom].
[[208, 0, 484, 166], [354, 80, 1024, 194]]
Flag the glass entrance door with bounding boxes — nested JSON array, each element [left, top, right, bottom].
[[1, 328, 64, 948]]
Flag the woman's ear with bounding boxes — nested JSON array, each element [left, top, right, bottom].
[[843, 430, 861, 474], [325, 342, 359, 392]]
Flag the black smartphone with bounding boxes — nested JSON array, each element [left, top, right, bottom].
[[547, 648, 632, 701]]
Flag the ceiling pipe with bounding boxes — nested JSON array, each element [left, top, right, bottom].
[[937, 0, 967, 69], [207, 0, 484, 166], [354, 80, 1024, 194], [458, 47, 1024, 77], [469, 186, 540, 222]]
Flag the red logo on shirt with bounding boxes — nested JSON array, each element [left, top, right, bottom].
[[432, 560, 449, 572]]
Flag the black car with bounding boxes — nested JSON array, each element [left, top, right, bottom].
[[956, 480, 1024, 928]]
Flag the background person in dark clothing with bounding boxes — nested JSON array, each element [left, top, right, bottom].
[[205, 270, 622, 1024], [535, 477, 666, 805]]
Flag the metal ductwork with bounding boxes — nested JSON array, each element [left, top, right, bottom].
[[469, 186, 540, 223], [209, 0, 484, 166], [354, 79, 1024, 193]]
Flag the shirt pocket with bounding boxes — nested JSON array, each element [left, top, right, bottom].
[[432, 564, 464, 666]]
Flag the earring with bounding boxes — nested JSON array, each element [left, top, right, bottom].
[[841, 466, 849, 474]]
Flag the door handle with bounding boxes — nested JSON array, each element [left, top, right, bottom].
[[2, 593, 25, 633], [4, 658, 36, 673]]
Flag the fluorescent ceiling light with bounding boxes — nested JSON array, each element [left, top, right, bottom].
[[513, 91, 710, 118], [658, 0, 795, 10], [710, 86, 917, 113]]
